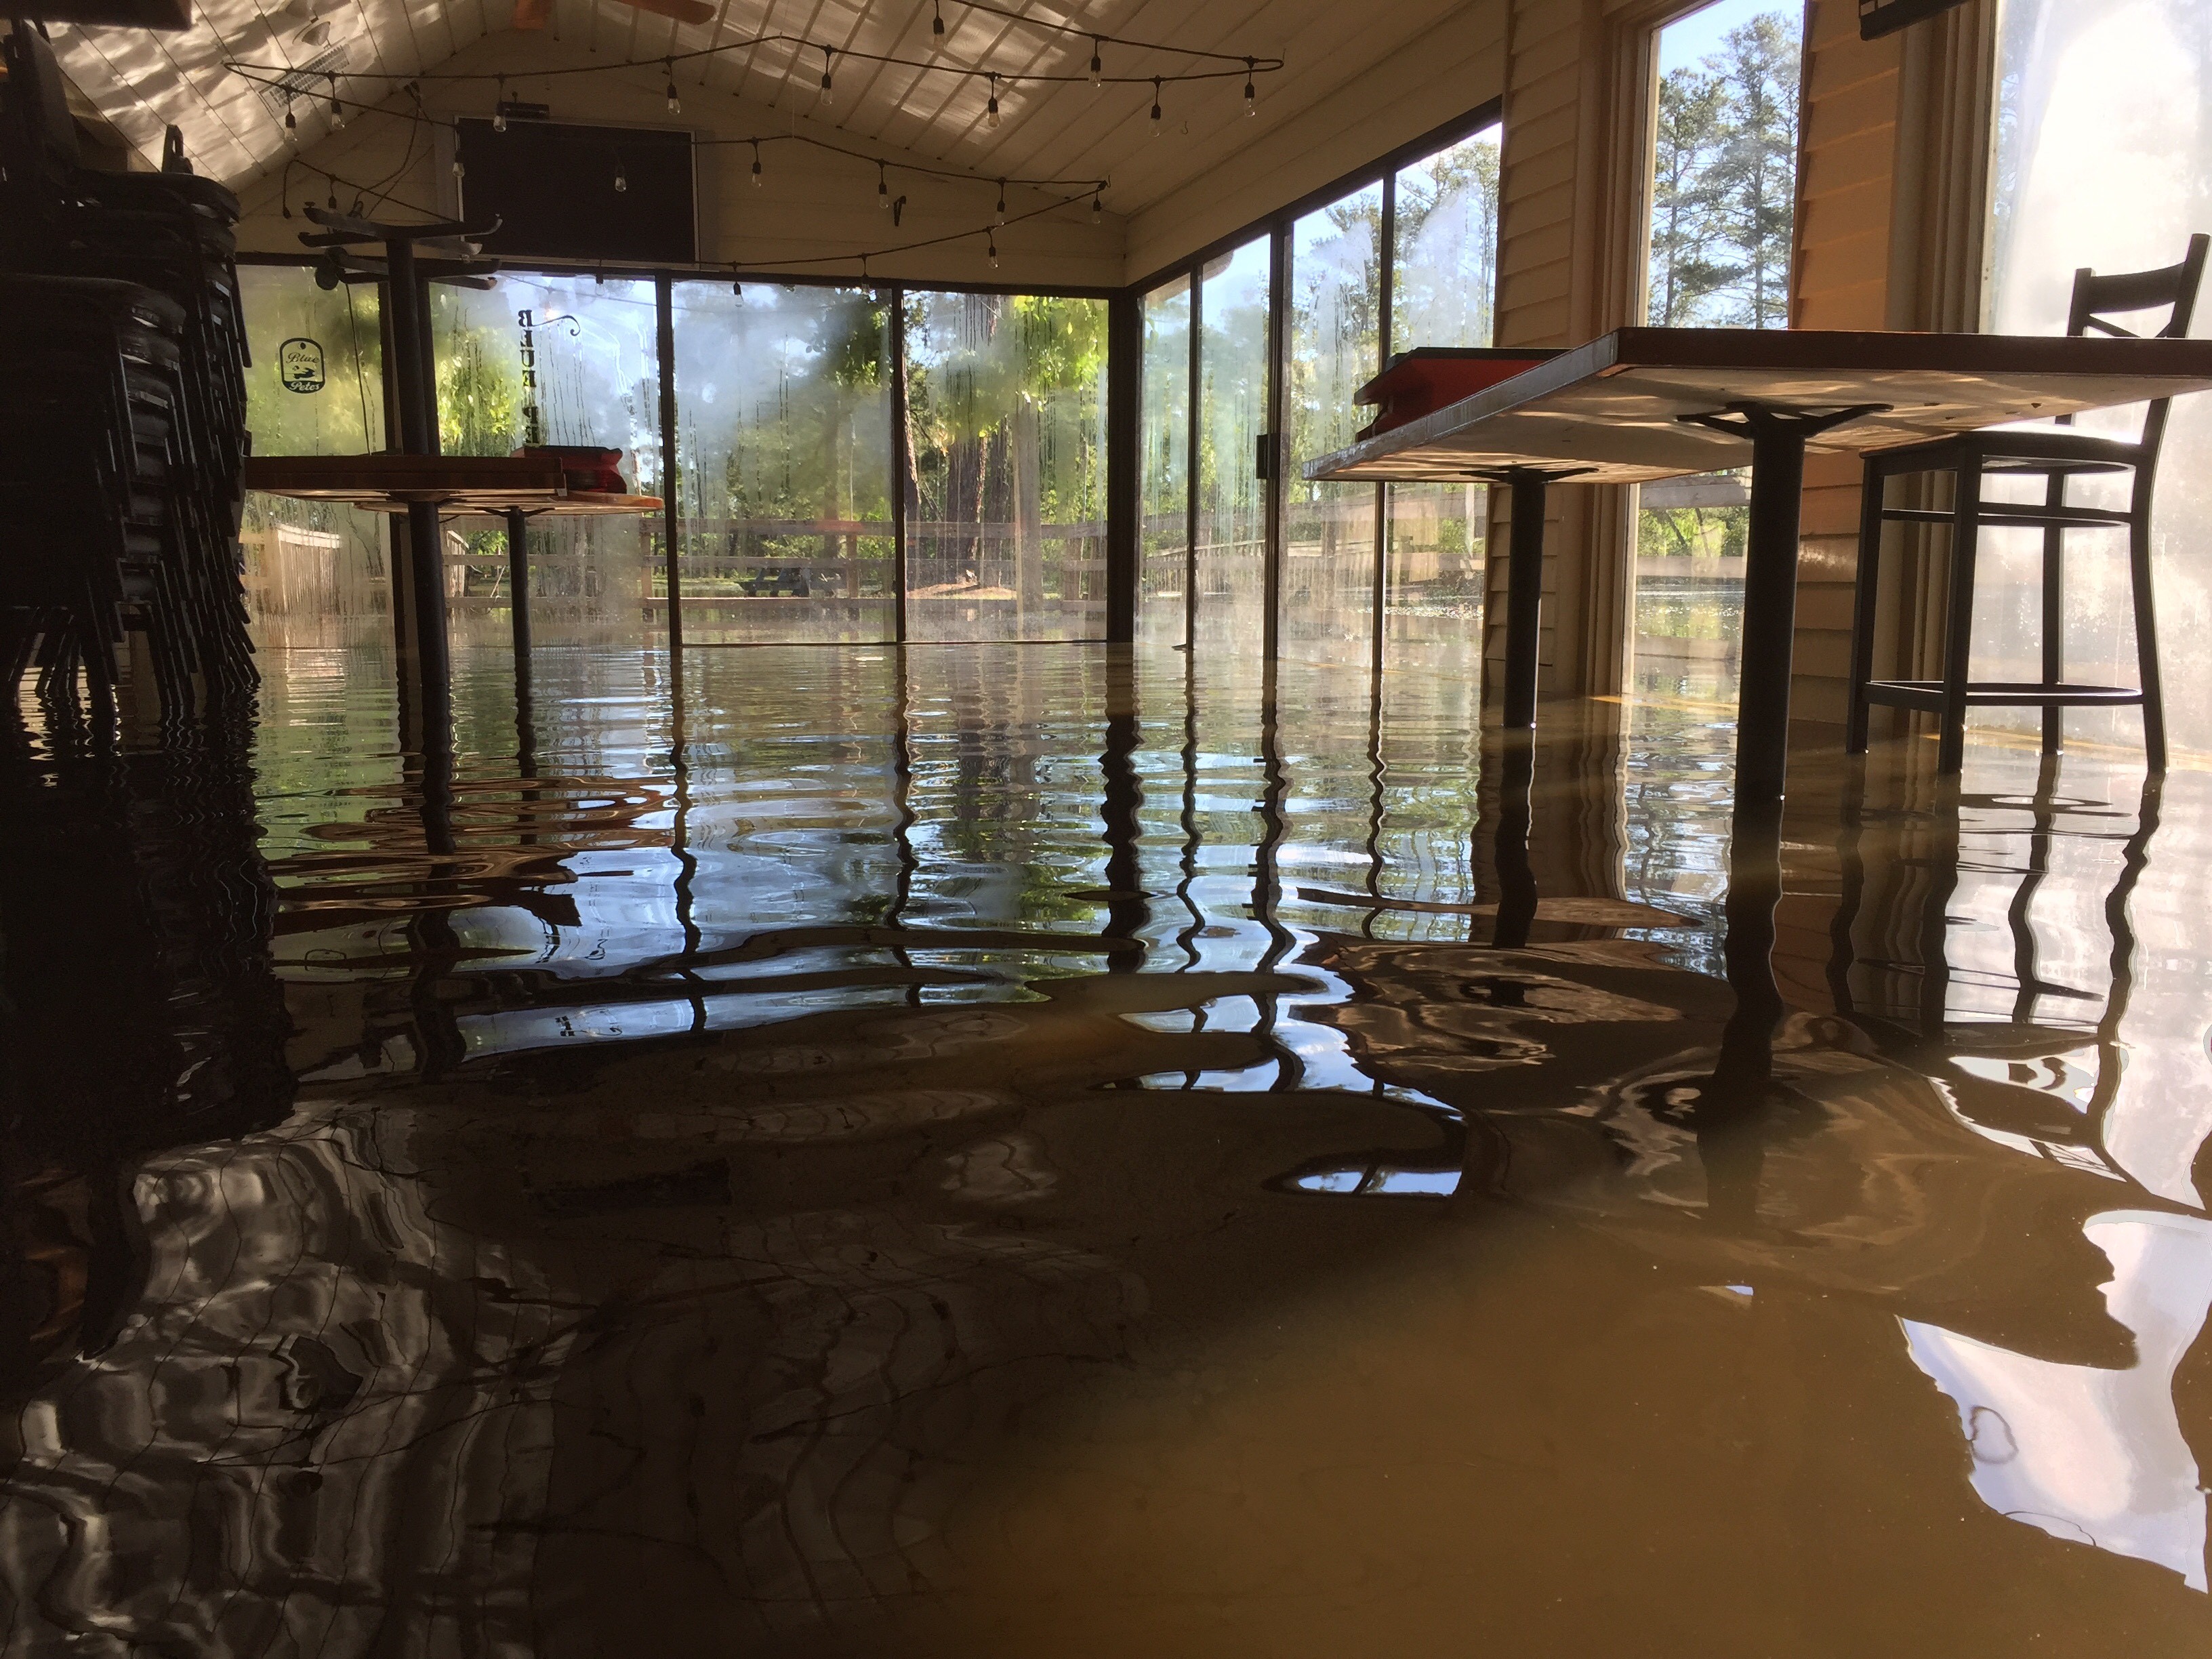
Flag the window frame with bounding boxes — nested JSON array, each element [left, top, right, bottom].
[[1128, 98, 1504, 662]]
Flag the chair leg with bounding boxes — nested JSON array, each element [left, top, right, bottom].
[[1846, 463, 1883, 755], [1937, 466, 1982, 777], [2127, 509, 2167, 772], [2039, 474, 2065, 755]]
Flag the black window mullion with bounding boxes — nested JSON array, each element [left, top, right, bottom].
[[1185, 270, 1202, 653], [890, 286, 907, 646]]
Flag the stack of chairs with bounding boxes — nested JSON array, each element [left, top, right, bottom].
[[0, 25, 252, 743]]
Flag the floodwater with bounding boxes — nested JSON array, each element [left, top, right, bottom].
[[3, 640, 2211, 1657]]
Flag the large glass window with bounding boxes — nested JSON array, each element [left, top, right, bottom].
[[1282, 185, 1383, 668], [1387, 126, 1501, 678], [238, 264, 390, 646], [902, 291, 1109, 643], [671, 283, 895, 645], [1196, 239, 1272, 657], [1138, 276, 1191, 648], [430, 274, 659, 645], [1984, 0, 2212, 758], [1635, 0, 1802, 703]]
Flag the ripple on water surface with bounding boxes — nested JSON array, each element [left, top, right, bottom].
[[3, 639, 2210, 1657]]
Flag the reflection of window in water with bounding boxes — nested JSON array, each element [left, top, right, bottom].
[[1288, 1164, 1460, 1197], [1905, 1210, 2212, 1591]]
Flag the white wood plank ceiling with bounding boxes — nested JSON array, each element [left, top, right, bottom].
[[45, 0, 1468, 213]]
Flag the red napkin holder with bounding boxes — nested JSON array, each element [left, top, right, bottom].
[[1353, 348, 1562, 442], [514, 445, 630, 494]]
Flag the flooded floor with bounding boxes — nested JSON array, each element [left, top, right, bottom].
[[4, 640, 2211, 1656]]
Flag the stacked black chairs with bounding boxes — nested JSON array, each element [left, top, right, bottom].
[[0, 24, 253, 744]]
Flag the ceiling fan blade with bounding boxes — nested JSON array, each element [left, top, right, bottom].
[[512, 0, 552, 30], [617, 0, 716, 25]]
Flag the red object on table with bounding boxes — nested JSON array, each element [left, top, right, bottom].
[[515, 445, 630, 494], [1353, 348, 1561, 442]]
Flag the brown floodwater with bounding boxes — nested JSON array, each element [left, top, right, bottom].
[[3, 640, 2210, 1657]]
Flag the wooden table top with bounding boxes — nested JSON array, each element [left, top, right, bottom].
[[243, 453, 661, 516], [1305, 327, 2212, 485]]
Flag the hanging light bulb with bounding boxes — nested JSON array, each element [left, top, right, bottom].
[[819, 45, 834, 104], [614, 160, 628, 193], [492, 83, 508, 131], [731, 274, 742, 297], [666, 61, 681, 113], [750, 140, 763, 187], [987, 233, 999, 269], [985, 73, 1000, 129], [325, 178, 337, 209], [1149, 78, 1162, 136], [995, 179, 1006, 224], [878, 161, 890, 209], [327, 74, 343, 126], [931, 0, 943, 35], [283, 101, 297, 136], [452, 156, 465, 178], [1088, 39, 1102, 89], [1244, 58, 1256, 116], [1090, 188, 1102, 222]]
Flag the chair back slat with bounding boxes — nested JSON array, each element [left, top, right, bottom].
[[2065, 234, 2210, 339], [2056, 234, 2209, 446]]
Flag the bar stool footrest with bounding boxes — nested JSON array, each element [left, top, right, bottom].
[[1862, 679, 2145, 710]]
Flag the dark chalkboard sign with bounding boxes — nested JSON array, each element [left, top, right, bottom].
[[455, 118, 696, 265], [1859, 0, 1969, 40]]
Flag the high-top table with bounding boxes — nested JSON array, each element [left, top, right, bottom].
[[243, 453, 662, 663], [1306, 327, 2212, 803]]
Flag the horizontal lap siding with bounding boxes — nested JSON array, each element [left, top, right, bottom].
[[1792, 1, 1903, 724]]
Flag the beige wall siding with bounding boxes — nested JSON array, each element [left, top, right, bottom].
[[1791, 1, 1904, 724]]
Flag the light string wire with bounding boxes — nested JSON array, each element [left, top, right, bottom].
[[232, 64, 1109, 192], [223, 15, 1284, 88]]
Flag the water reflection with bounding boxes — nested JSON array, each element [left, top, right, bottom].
[[2, 642, 2209, 1654]]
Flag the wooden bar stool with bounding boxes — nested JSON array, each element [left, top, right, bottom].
[[1847, 234, 2209, 774]]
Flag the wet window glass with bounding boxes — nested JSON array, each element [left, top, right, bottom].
[[670, 282, 895, 646], [1196, 238, 1272, 657], [901, 291, 1109, 644], [1386, 125, 1501, 680], [1282, 186, 1382, 668], [1138, 274, 1191, 649]]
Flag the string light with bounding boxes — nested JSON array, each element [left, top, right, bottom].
[[995, 179, 1006, 224], [283, 100, 296, 136], [878, 161, 890, 208], [614, 159, 628, 192], [819, 45, 834, 104], [1149, 77, 1162, 134], [1089, 38, 1102, 87], [327, 73, 342, 125], [750, 139, 763, 186], [492, 77, 508, 131], [1244, 58, 1256, 115], [987, 232, 999, 268], [452, 155, 464, 178], [931, 0, 943, 35], [985, 72, 1000, 128], [1090, 188, 1102, 222], [666, 61, 681, 113]]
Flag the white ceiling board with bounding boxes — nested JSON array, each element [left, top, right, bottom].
[[48, 0, 1504, 251]]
